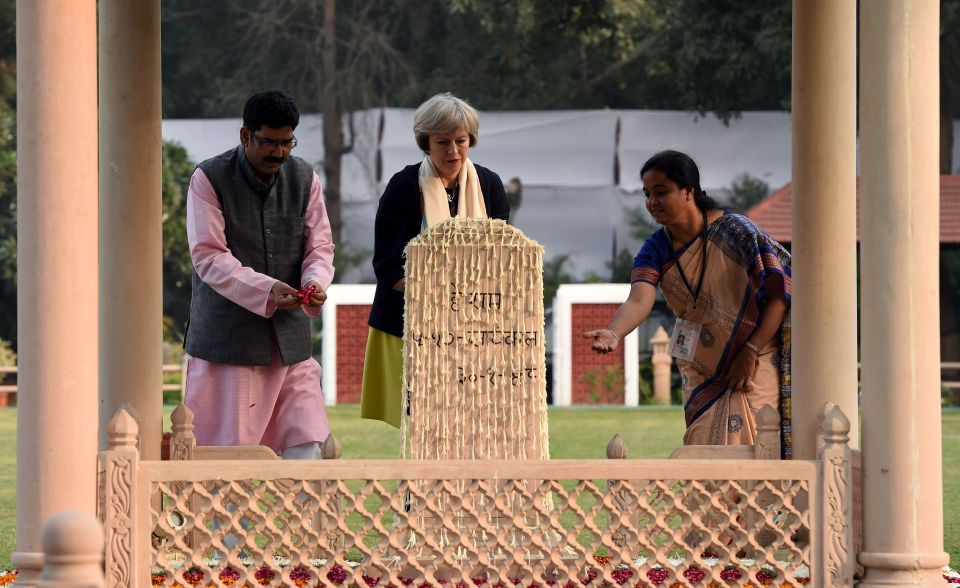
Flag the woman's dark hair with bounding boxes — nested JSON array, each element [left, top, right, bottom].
[[242, 90, 300, 131], [640, 150, 724, 211]]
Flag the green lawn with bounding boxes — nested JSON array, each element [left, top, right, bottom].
[[944, 407, 960, 565], [0, 408, 12, 571], [1, 406, 958, 568]]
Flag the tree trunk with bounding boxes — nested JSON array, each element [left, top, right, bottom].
[[321, 0, 342, 244]]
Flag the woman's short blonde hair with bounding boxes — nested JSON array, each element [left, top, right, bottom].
[[413, 93, 480, 152]]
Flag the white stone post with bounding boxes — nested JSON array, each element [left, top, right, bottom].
[[650, 326, 671, 405], [552, 284, 637, 407], [790, 0, 860, 459], [98, 0, 163, 460], [858, 1, 948, 584], [320, 284, 376, 406], [14, 1, 99, 585]]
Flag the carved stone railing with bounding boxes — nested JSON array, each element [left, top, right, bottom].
[[667, 403, 859, 587], [147, 463, 815, 587], [166, 403, 342, 461], [97, 404, 856, 588], [668, 405, 782, 461]]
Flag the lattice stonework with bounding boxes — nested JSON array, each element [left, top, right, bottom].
[[147, 462, 814, 587], [402, 218, 549, 460]]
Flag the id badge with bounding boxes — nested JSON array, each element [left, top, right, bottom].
[[668, 319, 701, 361]]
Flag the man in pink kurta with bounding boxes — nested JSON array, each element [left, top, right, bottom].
[[183, 91, 334, 459]]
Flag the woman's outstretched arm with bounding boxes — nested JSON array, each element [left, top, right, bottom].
[[582, 281, 657, 354]]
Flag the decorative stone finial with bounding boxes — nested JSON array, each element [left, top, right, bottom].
[[171, 403, 194, 430], [816, 401, 837, 425], [606, 434, 628, 459], [651, 326, 670, 345], [41, 510, 104, 556], [118, 402, 141, 426], [321, 433, 343, 459], [756, 405, 779, 430], [753, 405, 781, 460], [106, 407, 139, 450], [39, 510, 105, 587], [821, 405, 851, 442]]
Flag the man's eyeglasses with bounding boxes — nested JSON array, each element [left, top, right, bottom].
[[248, 129, 299, 151]]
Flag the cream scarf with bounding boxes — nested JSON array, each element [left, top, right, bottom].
[[419, 155, 486, 228]]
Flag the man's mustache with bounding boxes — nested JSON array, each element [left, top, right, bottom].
[[265, 156, 284, 164]]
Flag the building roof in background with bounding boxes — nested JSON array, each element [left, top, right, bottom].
[[745, 176, 960, 244]]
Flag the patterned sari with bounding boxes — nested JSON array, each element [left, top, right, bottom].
[[632, 212, 793, 457]]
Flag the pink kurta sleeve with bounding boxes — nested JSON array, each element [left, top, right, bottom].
[[186, 168, 278, 317], [299, 172, 336, 318]]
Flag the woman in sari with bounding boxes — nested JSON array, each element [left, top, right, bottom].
[[584, 150, 792, 456]]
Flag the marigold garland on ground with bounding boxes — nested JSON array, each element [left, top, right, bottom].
[[0, 570, 15, 587], [25, 560, 959, 587]]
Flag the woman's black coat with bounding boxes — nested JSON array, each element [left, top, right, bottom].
[[368, 162, 510, 337]]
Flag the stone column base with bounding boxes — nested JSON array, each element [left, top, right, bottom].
[[11, 550, 43, 587], [858, 551, 950, 587]]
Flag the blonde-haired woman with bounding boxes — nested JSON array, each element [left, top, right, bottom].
[[360, 93, 510, 427]]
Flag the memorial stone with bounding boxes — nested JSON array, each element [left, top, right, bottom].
[[402, 218, 549, 460]]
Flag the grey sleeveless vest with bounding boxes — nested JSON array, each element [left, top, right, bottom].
[[185, 145, 316, 366]]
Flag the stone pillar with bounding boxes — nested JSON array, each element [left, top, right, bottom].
[[858, 1, 948, 584], [14, 1, 99, 585], [790, 0, 859, 459], [98, 0, 163, 459], [650, 326, 671, 405]]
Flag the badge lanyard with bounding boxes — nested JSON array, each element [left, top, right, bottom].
[[666, 210, 710, 362], [670, 209, 709, 310]]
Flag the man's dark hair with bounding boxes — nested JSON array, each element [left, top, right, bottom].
[[242, 90, 300, 131]]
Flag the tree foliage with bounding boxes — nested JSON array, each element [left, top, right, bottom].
[[158, 0, 690, 115], [0, 337, 14, 366], [0, 33, 12, 350], [160, 142, 197, 342], [542, 254, 574, 309], [642, 0, 792, 118], [433, 0, 658, 109], [162, 1, 413, 117], [606, 248, 635, 283], [942, 0, 960, 173], [725, 173, 770, 212], [0, 1, 15, 346]]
